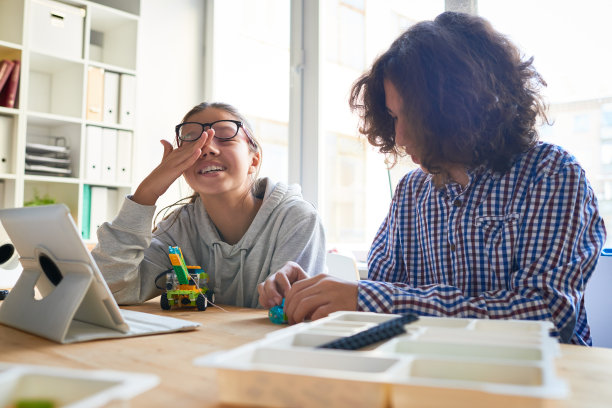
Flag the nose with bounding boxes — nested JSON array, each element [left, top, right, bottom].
[[201, 137, 220, 157]]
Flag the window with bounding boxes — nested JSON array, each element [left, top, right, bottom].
[[479, 0, 612, 246], [320, 0, 444, 255], [204, 0, 612, 256], [207, 0, 290, 183]]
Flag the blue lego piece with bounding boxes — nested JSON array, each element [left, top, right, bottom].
[[268, 299, 288, 324]]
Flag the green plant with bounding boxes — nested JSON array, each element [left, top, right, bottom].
[[24, 190, 56, 207]]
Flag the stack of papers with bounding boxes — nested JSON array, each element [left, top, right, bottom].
[[25, 140, 72, 176]]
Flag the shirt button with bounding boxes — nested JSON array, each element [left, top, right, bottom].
[[453, 199, 462, 207], [450, 244, 456, 251]]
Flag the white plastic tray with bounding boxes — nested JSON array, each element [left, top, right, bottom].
[[194, 312, 567, 408], [0, 363, 159, 408]]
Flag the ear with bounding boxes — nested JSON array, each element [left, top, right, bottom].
[[248, 151, 261, 174]]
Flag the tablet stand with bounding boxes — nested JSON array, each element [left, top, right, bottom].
[[0, 246, 96, 343]]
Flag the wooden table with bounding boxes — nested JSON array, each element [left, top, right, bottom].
[[1, 299, 612, 407]]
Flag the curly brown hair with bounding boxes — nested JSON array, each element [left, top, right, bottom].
[[349, 11, 548, 178]]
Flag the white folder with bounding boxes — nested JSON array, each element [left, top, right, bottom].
[[85, 125, 103, 181], [103, 71, 119, 124], [116, 130, 132, 184], [0, 204, 200, 344], [0, 115, 12, 174], [119, 74, 136, 128], [101, 127, 118, 181], [90, 186, 107, 240], [89, 186, 118, 239]]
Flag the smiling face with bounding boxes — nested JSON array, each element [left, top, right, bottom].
[[181, 107, 261, 199], [383, 78, 421, 165]]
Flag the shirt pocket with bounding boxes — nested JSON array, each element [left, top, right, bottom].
[[472, 212, 520, 276]]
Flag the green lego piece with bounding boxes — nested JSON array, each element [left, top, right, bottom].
[[168, 246, 190, 285]]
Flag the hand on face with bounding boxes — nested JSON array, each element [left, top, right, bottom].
[[132, 130, 213, 206]]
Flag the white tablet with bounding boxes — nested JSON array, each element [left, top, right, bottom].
[[0, 204, 199, 343]]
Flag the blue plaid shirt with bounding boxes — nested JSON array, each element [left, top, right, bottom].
[[359, 142, 606, 345]]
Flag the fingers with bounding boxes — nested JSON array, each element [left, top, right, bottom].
[[258, 272, 290, 308], [281, 261, 309, 282], [202, 128, 214, 147], [284, 274, 327, 324], [160, 139, 173, 160], [284, 275, 359, 325], [257, 262, 309, 309]]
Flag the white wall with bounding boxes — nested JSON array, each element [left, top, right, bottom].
[[134, 0, 206, 210]]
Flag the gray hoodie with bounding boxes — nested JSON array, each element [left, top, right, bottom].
[[92, 178, 326, 308]]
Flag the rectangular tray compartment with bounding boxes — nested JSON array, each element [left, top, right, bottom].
[[409, 358, 543, 386], [390, 357, 557, 408], [235, 347, 400, 374], [0, 363, 158, 408], [379, 338, 544, 361], [0, 373, 121, 407]]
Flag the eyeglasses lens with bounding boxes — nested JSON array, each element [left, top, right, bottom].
[[178, 123, 203, 141], [211, 121, 239, 139]]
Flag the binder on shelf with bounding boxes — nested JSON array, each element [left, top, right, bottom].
[[85, 125, 102, 181], [116, 130, 132, 184], [101, 128, 117, 181], [0, 60, 15, 92], [0, 60, 21, 108], [86, 66, 104, 122], [119, 74, 135, 127], [103, 71, 119, 124], [82, 184, 91, 240], [89, 186, 118, 239], [0, 115, 12, 174]]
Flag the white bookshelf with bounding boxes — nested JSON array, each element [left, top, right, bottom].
[[0, 0, 139, 243]]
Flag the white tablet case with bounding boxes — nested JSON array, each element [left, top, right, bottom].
[[0, 204, 200, 343]]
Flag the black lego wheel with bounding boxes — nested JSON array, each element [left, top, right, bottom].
[[196, 293, 208, 311], [160, 293, 171, 310], [206, 289, 215, 305]]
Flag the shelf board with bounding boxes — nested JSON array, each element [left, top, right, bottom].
[[0, 106, 19, 116], [85, 119, 134, 132], [87, 60, 136, 76], [82, 180, 132, 189], [27, 112, 83, 126], [24, 174, 79, 184], [29, 51, 85, 70], [0, 41, 22, 54]]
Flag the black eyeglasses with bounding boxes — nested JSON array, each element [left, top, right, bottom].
[[175, 119, 257, 149]]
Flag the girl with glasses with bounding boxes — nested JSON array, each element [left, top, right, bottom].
[[258, 12, 605, 345], [92, 102, 326, 308]]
